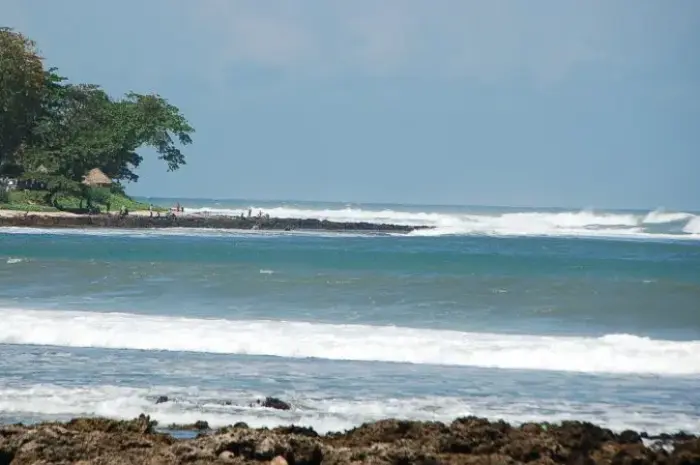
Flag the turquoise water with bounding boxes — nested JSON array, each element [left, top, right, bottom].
[[1, 201, 699, 434]]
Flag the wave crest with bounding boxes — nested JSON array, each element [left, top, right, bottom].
[[182, 205, 699, 240], [1, 308, 698, 376]]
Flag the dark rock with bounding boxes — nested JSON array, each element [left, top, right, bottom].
[[233, 422, 249, 429], [166, 420, 210, 431], [261, 396, 291, 411], [673, 431, 696, 441], [673, 437, 700, 455], [0, 414, 697, 465], [194, 420, 209, 431], [273, 425, 319, 438], [0, 449, 14, 465], [0, 213, 431, 234], [66, 413, 158, 435], [618, 430, 642, 444], [155, 395, 169, 404]]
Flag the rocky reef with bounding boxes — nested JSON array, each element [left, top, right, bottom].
[[1, 414, 698, 465], [0, 213, 428, 233]]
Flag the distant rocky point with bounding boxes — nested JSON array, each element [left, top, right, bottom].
[[0, 414, 698, 464], [0, 212, 430, 233]]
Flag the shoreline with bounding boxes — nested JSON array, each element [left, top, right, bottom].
[[0, 414, 697, 465], [0, 210, 428, 233]]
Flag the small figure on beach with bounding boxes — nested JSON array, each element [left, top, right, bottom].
[[149, 204, 153, 217], [170, 202, 184, 214]]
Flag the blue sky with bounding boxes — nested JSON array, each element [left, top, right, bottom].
[[2, 1, 699, 210]]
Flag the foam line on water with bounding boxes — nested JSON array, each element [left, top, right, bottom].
[[186, 206, 700, 238], [0, 384, 698, 435], [2, 205, 699, 241], [643, 211, 695, 224], [1, 308, 698, 376], [188, 206, 640, 227], [684, 217, 700, 234]]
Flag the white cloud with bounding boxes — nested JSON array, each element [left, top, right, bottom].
[[202, 2, 313, 68], [184, 0, 699, 83], [3, 0, 697, 86]]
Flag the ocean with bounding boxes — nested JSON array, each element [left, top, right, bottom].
[[1, 199, 699, 435]]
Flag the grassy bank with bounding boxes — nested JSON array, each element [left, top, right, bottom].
[[0, 189, 156, 213]]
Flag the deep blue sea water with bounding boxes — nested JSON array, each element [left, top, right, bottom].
[[1, 200, 699, 434]]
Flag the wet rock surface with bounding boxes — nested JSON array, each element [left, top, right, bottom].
[[0, 414, 697, 464], [166, 420, 211, 432], [0, 213, 429, 233], [260, 397, 292, 411]]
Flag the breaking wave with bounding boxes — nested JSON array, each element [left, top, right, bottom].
[[1, 308, 698, 376], [1, 384, 698, 435], [183, 205, 699, 240], [683, 216, 700, 235]]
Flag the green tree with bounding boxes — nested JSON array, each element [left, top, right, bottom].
[[0, 27, 46, 170], [21, 80, 194, 184], [3, 28, 194, 209], [117, 92, 194, 174]]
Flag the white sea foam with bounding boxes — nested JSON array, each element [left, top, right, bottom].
[[683, 216, 700, 234], [188, 206, 640, 228], [2, 206, 699, 240], [0, 384, 697, 435], [642, 209, 695, 224], [5, 257, 25, 264], [1, 308, 698, 376], [183, 206, 700, 240]]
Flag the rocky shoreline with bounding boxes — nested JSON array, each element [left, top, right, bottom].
[[0, 212, 427, 233], [0, 414, 697, 465]]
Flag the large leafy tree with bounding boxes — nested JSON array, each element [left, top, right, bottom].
[[2, 28, 195, 208], [22, 77, 194, 184], [0, 27, 46, 171]]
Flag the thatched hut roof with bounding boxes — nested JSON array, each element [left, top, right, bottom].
[[82, 168, 112, 186], [36, 165, 48, 173]]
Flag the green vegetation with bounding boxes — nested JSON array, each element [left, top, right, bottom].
[[1, 187, 153, 212], [0, 27, 194, 212]]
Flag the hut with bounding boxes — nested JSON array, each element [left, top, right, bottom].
[[82, 168, 112, 187]]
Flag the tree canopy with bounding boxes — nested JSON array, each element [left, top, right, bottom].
[[0, 27, 45, 168], [0, 27, 194, 194]]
